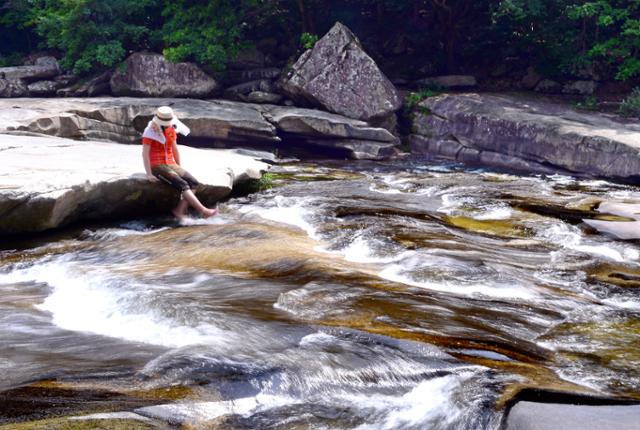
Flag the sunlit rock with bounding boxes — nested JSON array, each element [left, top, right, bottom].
[[110, 53, 220, 98], [0, 134, 268, 235], [281, 22, 401, 122], [410, 93, 640, 182]]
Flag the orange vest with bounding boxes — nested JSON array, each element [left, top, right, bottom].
[[142, 127, 177, 167]]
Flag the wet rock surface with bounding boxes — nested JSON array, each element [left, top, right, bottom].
[[281, 22, 401, 122], [410, 93, 640, 183]]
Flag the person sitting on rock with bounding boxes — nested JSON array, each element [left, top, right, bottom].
[[142, 106, 217, 219]]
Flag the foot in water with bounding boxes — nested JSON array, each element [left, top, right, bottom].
[[172, 207, 187, 220], [202, 208, 218, 218]]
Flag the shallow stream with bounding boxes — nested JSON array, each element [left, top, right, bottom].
[[1, 158, 639, 429]]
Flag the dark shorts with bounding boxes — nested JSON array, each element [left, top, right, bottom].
[[152, 164, 200, 192]]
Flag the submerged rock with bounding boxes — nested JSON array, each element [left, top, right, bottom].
[[281, 22, 401, 122], [410, 93, 640, 183], [0, 134, 268, 235], [583, 201, 640, 240]]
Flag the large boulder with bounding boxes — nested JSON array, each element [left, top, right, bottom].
[[0, 56, 61, 81], [281, 22, 401, 122], [110, 53, 220, 98], [410, 93, 640, 182], [0, 134, 268, 235]]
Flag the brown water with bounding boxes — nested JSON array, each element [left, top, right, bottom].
[[1, 159, 639, 429]]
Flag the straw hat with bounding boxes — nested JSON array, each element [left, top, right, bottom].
[[153, 106, 175, 127]]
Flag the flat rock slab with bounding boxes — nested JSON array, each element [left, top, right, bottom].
[[411, 93, 640, 182], [0, 134, 268, 235], [0, 97, 398, 159], [506, 401, 640, 430], [583, 201, 640, 240]]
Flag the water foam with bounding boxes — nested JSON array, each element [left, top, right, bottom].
[[379, 263, 537, 300], [540, 223, 640, 263], [351, 373, 466, 429], [1, 260, 234, 348], [238, 195, 319, 239]]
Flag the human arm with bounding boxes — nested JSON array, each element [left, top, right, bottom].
[[172, 140, 181, 166], [142, 144, 159, 182]]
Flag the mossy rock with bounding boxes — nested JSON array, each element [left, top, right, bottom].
[[443, 215, 532, 238]]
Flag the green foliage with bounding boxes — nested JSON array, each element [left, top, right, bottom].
[[33, 0, 158, 75], [405, 88, 440, 110], [300, 32, 318, 50], [1, 0, 639, 83], [573, 95, 600, 111], [567, 1, 640, 80], [162, 0, 259, 72], [619, 87, 640, 117]]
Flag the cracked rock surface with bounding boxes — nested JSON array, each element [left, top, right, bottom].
[[410, 93, 640, 183], [281, 22, 401, 122], [0, 97, 398, 159]]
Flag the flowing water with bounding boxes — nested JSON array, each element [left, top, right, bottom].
[[1, 158, 639, 429]]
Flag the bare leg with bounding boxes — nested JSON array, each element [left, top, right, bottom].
[[181, 189, 217, 218], [171, 197, 189, 219]]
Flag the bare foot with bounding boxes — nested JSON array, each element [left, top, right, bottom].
[[201, 208, 218, 218]]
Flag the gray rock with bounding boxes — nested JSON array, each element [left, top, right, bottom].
[[260, 105, 398, 143], [281, 22, 401, 121], [54, 74, 80, 87], [415, 75, 477, 89], [0, 97, 397, 160], [0, 134, 269, 235], [562, 80, 598, 95], [506, 401, 640, 430], [0, 56, 60, 81], [110, 52, 220, 98], [27, 80, 62, 96], [411, 93, 640, 182], [535, 79, 562, 93], [304, 138, 398, 160], [0, 79, 28, 97], [246, 91, 283, 104], [57, 72, 112, 97], [223, 79, 275, 101], [521, 67, 542, 90]]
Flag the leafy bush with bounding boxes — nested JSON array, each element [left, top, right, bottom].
[[573, 95, 599, 111], [620, 87, 640, 117], [300, 32, 318, 50], [405, 88, 440, 110]]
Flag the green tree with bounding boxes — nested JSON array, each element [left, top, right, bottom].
[[568, 0, 640, 80], [34, 0, 159, 75], [161, 0, 261, 72], [0, 0, 39, 66]]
